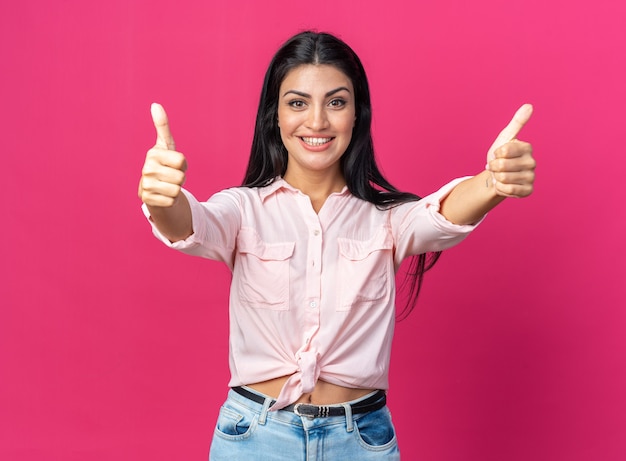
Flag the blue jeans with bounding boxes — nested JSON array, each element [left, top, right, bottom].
[[209, 387, 400, 460]]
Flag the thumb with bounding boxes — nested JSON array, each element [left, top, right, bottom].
[[487, 103, 533, 159], [151, 102, 176, 150]]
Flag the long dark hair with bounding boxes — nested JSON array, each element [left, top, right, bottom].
[[242, 31, 440, 317]]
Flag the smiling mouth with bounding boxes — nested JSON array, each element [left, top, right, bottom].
[[300, 137, 334, 147]]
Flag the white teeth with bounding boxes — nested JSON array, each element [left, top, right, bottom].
[[302, 137, 332, 146]]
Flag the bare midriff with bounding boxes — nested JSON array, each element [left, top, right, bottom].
[[247, 375, 377, 405]]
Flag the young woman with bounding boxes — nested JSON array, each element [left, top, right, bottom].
[[138, 31, 535, 460]]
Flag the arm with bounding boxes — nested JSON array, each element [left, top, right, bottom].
[[138, 103, 193, 242], [439, 104, 536, 225]]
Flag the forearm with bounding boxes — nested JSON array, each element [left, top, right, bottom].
[[439, 170, 505, 225], [146, 192, 193, 242]]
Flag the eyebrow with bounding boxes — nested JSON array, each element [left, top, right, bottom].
[[282, 86, 352, 98]]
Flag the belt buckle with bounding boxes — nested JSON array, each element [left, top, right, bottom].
[[293, 403, 327, 419], [294, 403, 330, 418], [293, 403, 315, 418]]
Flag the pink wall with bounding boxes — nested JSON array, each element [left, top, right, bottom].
[[1, 0, 625, 459]]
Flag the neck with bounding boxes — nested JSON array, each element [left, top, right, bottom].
[[283, 170, 346, 213]]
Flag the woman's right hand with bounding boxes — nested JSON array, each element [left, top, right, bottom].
[[138, 103, 188, 207]]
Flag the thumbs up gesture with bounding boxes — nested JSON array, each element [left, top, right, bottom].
[[486, 104, 536, 198], [138, 103, 188, 207]]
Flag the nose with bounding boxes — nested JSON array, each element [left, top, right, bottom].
[[305, 106, 329, 131]]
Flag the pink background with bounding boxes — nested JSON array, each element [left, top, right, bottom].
[[1, 0, 625, 460]]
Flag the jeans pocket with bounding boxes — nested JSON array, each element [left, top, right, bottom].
[[214, 403, 258, 441], [354, 407, 398, 451]]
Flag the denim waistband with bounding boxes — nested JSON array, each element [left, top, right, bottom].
[[232, 386, 386, 417], [225, 386, 387, 431]]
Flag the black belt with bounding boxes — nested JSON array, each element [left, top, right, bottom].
[[231, 386, 386, 418]]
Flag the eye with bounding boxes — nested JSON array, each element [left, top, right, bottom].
[[329, 98, 347, 108], [287, 99, 306, 109]]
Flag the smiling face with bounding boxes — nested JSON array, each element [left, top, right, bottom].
[[278, 64, 356, 186]]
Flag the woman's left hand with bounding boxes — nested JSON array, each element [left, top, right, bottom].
[[486, 104, 536, 198]]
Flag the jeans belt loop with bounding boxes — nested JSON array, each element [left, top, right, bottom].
[[258, 395, 272, 425], [342, 402, 354, 432]]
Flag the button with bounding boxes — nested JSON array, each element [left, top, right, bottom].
[[313, 230, 320, 236], [305, 337, 310, 344], [309, 301, 317, 308]]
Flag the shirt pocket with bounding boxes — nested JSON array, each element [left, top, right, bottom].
[[235, 227, 295, 310], [337, 227, 394, 311]]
